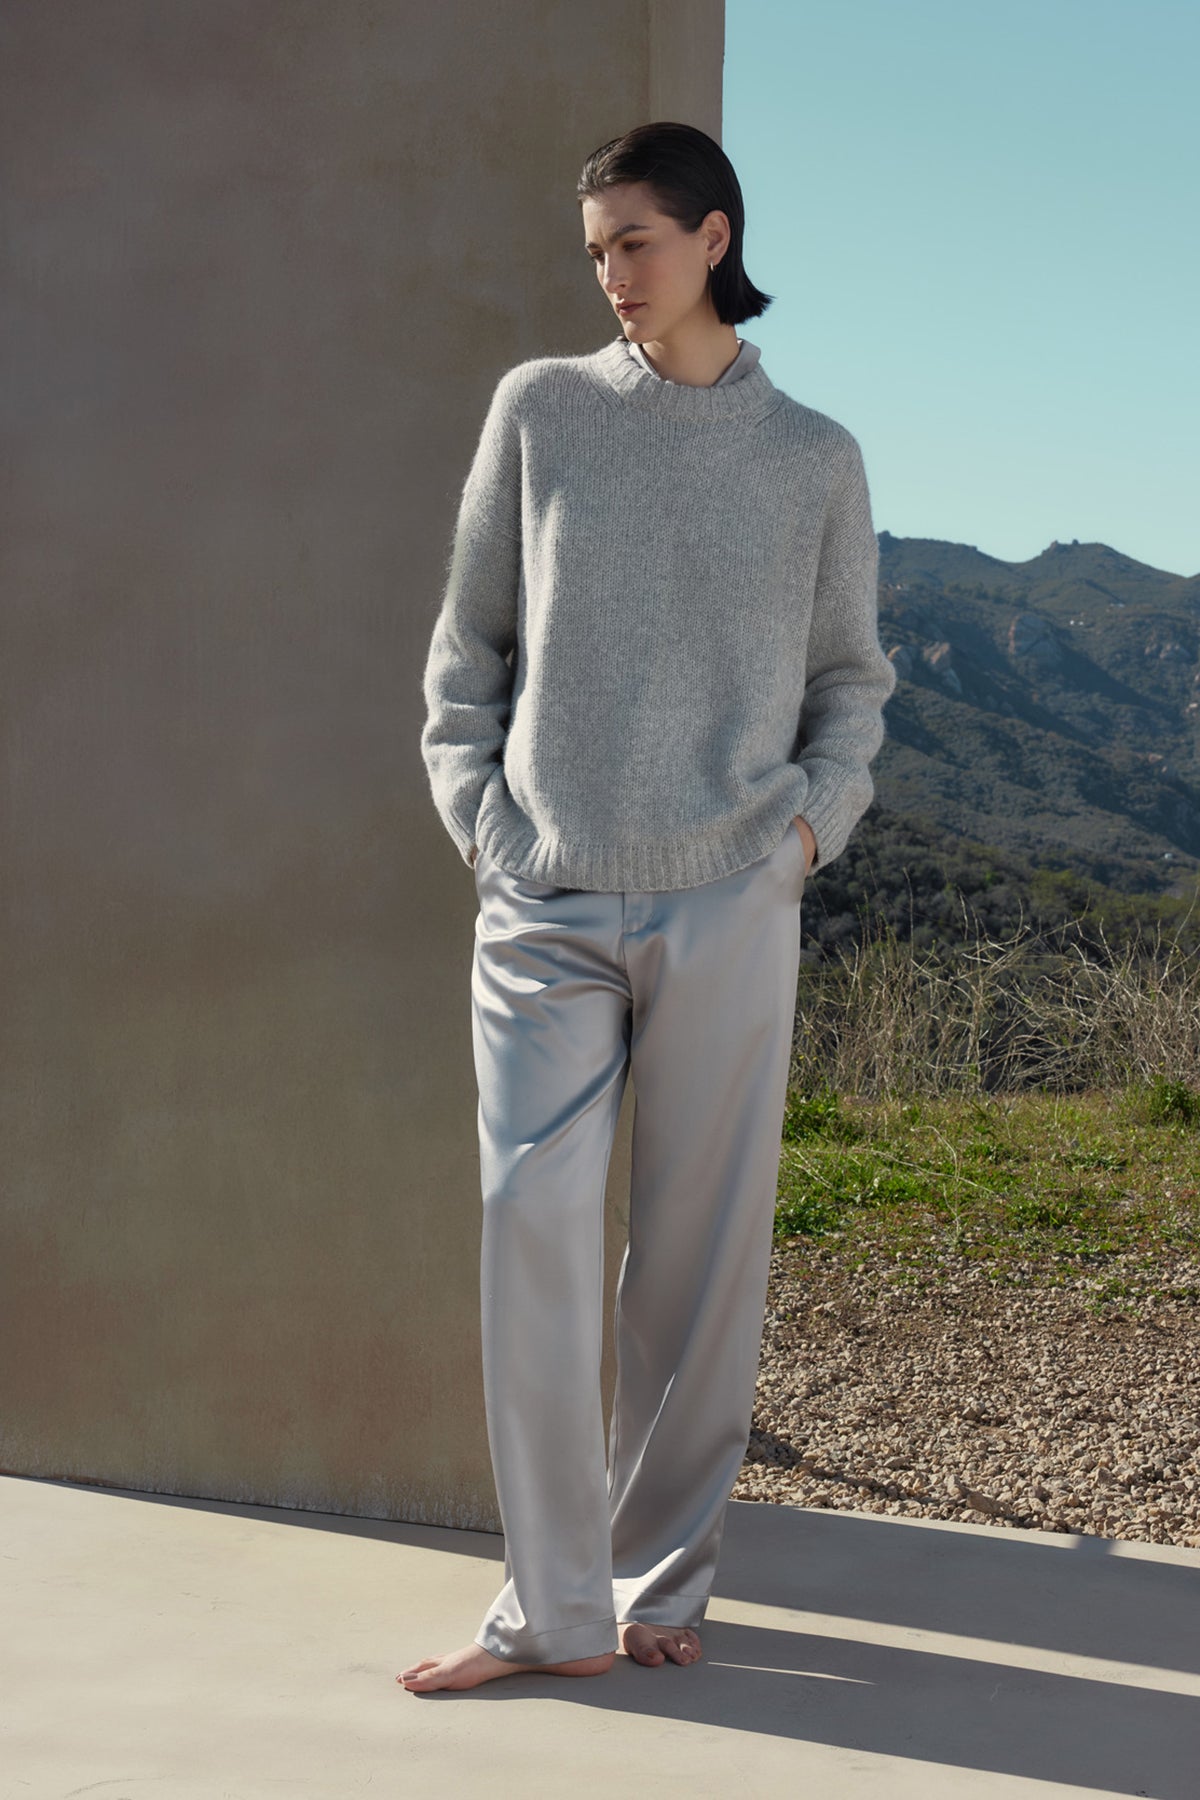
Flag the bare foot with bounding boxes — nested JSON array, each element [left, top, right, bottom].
[[618, 1621, 703, 1667], [397, 1642, 615, 1694]]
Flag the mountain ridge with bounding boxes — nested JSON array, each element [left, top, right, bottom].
[[868, 533, 1200, 893]]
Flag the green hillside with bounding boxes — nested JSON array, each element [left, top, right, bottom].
[[803, 806, 1200, 965], [868, 534, 1200, 894]]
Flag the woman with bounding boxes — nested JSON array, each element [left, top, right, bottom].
[[403, 121, 895, 1693]]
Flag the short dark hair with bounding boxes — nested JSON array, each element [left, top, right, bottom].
[[577, 121, 774, 327]]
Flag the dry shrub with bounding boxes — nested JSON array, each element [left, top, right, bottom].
[[790, 898, 1200, 1098]]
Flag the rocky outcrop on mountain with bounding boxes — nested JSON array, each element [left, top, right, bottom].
[[1146, 635, 1194, 663], [921, 640, 962, 693], [1007, 612, 1063, 665]]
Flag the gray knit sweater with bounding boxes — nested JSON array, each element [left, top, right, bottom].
[[420, 333, 896, 892]]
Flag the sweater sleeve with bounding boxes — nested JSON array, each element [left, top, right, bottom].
[[792, 434, 897, 870], [420, 372, 523, 865]]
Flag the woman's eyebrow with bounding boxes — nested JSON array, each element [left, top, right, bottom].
[[584, 222, 654, 250]]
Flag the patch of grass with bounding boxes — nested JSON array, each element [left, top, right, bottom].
[[781, 1087, 862, 1144], [1004, 1191, 1080, 1233], [773, 1190, 844, 1239], [773, 1085, 1200, 1292], [1060, 1149, 1127, 1171], [1142, 1077, 1200, 1129]]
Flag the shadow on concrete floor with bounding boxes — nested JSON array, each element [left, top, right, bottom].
[[6, 1473, 1198, 1798]]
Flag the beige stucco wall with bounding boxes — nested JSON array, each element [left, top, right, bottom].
[[0, 3, 725, 1527]]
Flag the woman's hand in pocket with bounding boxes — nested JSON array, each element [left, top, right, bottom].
[[793, 816, 817, 876]]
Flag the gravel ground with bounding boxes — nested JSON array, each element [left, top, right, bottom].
[[733, 1237, 1200, 1549]]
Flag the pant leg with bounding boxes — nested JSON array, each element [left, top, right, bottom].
[[470, 847, 630, 1664], [608, 822, 807, 1628]]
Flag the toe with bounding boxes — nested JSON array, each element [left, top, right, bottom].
[[399, 1662, 441, 1685], [623, 1624, 665, 1665]]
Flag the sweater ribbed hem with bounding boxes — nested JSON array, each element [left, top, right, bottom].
[[474, 782, 817, 893]]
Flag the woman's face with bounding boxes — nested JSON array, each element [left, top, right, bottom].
[[581, 181, 728, 343]]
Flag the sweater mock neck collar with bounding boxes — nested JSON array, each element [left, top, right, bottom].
[[582, 334, 783, 425]]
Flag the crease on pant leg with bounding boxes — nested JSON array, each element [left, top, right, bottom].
[[607, 836, 803, 1630], [472, 862, 630, 1663]]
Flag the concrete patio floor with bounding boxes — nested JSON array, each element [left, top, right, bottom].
[[4, 1471, 1198, 1798]]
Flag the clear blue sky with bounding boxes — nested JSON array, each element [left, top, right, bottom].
[[724, 0, 1197, 577]]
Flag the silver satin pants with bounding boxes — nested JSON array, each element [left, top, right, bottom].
[[469, 821, 807, 1664]]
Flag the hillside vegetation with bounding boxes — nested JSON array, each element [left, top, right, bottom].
[[870, 534, 1200, 891]]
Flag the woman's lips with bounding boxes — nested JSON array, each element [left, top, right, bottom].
[[617, 303, 644, 315]]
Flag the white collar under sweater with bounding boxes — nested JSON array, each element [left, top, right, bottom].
[[626, 335, 762, 385], [420, 334, 896, 892]]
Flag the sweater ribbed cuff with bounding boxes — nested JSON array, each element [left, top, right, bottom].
[[794, 773, 869, 872]]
